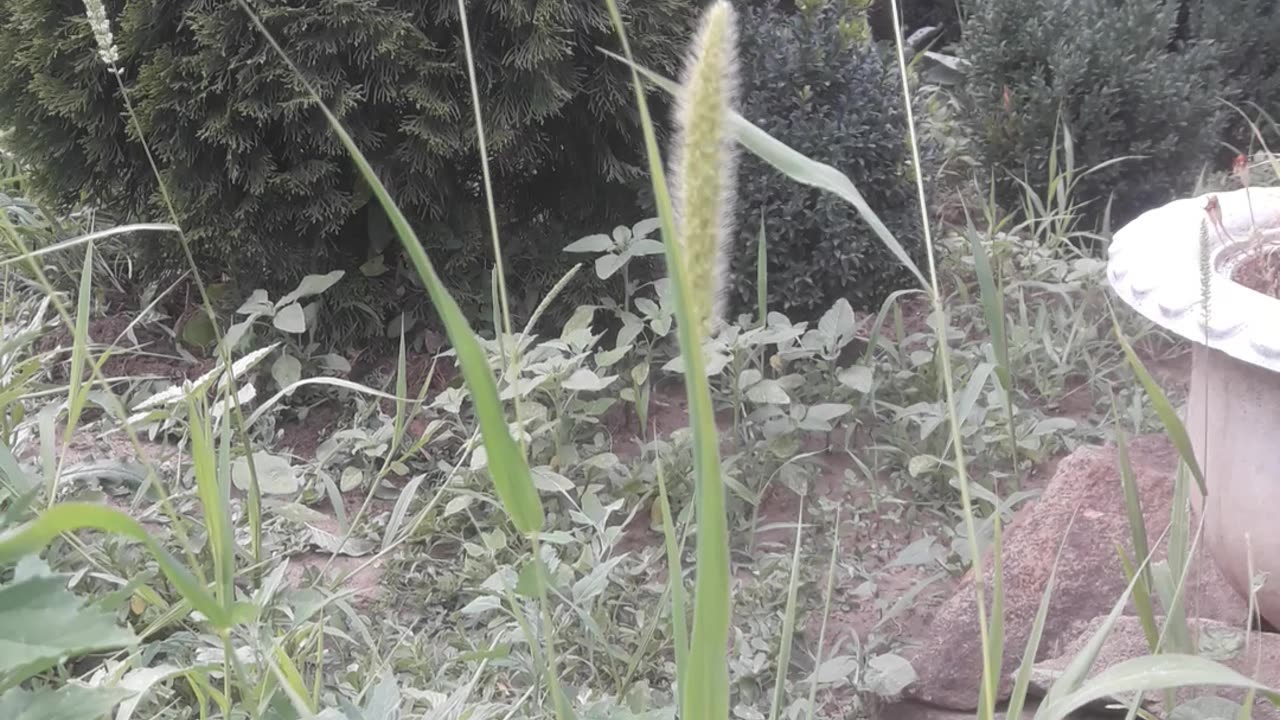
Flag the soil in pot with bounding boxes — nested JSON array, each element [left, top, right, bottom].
[[1231, 245, 1280, 298]]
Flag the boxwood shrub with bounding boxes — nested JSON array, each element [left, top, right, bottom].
[[730, 2, 927, 321], [961, 0, 1226, 229]]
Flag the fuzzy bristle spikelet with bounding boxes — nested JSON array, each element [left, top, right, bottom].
[[669, 0, 739, 335], [81, 0, 119, 71]]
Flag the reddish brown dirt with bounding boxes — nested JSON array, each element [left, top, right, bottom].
[[38, 315, 213, 383], [1232, 247, 1280, 298], [276, 402, 344, 459]]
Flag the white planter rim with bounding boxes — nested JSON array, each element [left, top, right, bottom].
[[1107, 187, 1280, 372]]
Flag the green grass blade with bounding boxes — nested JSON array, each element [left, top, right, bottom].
[[0, 224, 180, 268], [976, 514, 1006, 716], [967, 224, 1009, 386], [1109, 305, 1205, 496], [456, 0, 515, 343], [1007, 513, 1077, 720], [186, 399, 235, 613], [768, 498, 804, 720], [1117, 548, 1160, 653], [1114, 416, 1161, 651], [1115, 423, 1152, 589], [1040, 655, 1280, 720], [805, 507, 841, 719], [61, 240, 94, 453], [0, 502, 228, 627], [656, 459, 689, 707], [756, 213, 767, 328], [602, 4, 731, 718], [238, 1, 543, 535]]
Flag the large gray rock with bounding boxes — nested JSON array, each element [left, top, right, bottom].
[[905, 435, 1249, 709]]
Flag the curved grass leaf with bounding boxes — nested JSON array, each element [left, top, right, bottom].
[[234, 1, 544, 535], [0, 503, 229, 627], [597, 48, 927, 290], [1039, 655, 1280, 720], [1108, 305, 1206, 496], [603, 3, 731, 718]]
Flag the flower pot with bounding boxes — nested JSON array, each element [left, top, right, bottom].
[[1109, 187, 1280, 624]]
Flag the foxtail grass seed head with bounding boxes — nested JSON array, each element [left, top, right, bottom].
[[669, 0, 739, 335], [82, 0, 120, 71]]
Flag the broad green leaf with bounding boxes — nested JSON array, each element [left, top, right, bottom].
[[531, 467, 575, 492], [564, 234, 615, 253], [305, 525, 375, 557], [837, 365, 873, 393], [595, 253, 627, 280], [272, 303, 307, 334], [220, 319, 254, 353], [746, 379, 790, 405], [633, 217, 662, 238], [270, 352, 302, 390], [181, 311, 217, 349], [360, 672, 401, 720], [339, 466, 363, 493], [232, 452, 297, 495], [594, 344, 631, 368], [236, 289, 271, 315], [806, 403, 852, 423], [278, 270, 344, 307], [0, 685, 131, 720], [632, 238, 665, 255], [811, 655, 859, 684], [818, 299, 857, 348], [571, 555, 626, 603], [0, 573, 137, 680], [382, 474, 424, 551], [864, 653, 917, 697], [563, 369, 617, 392]]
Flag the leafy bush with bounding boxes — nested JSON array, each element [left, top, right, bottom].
[[729, 2, 926, 320], [0, 0, 696, 315], [961, 0, 1225, 228], [1184, 0, 1280, 148], [866, 0, 963, 44]]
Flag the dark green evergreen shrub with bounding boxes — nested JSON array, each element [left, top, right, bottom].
[[0, 0, 697, 323], [961, 0, 1225, 229], [1184, 0, 1280, 149], [730, 2, 925, 320], [867, 0, 962, 45]]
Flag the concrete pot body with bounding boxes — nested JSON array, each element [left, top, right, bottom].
[[1109, 188, 1280, 624]]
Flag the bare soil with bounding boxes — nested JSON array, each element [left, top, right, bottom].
[[1232, 247, 1280, 298]]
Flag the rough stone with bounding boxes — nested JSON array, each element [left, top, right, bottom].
[[904, 435, 1249, 710], [1028, 616, 1280, 720]]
